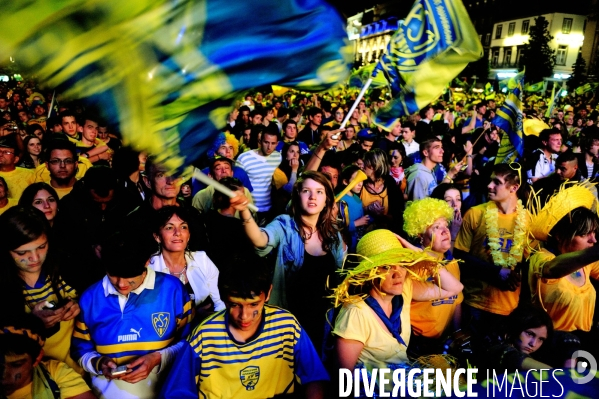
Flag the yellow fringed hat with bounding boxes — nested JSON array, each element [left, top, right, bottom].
[[330, 229, 445, 306], [529, 184, 596, 242], [403, 198, 454, 238]]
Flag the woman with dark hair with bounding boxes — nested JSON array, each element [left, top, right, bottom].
[[528, 186, 599, 362], [19, 182, 59, 226], [232, 170, 346, 348], [147, 205, 225, 317], [0, 206, 81, 373], [475, 304, 554, 372], [16, 135, 43, 169], [360, 148, 405, 234], [387, 144, 408, 195], [272, 141, 301, 214]]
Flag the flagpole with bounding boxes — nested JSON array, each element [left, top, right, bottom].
[[193, 169, 258, 213], [339, 77, 373, 128], [47, 91, 55, 119]]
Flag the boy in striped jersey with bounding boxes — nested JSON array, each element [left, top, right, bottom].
[[159, 263, 328, 399]]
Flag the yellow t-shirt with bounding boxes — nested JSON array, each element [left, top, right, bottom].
[[360, 186, 389, 215], [32, 156, 92, 184], [7, 360, 90, 399], [454, 202, 531, 316], [23, 275, 81, 373], [333, 278, 413, 371], [0, 198, 18, 215], [0, 168, 35, 200], [410, 259, 464, 338], [529, 249, 599, 332]]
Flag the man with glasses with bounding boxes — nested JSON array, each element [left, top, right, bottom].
[[454, 163, 532, 337], [0, 135, 34, 200], [45, 139, 80, 199]]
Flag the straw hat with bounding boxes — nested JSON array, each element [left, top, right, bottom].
[[330, 229, 445, 306], [529, 184, 596, 242]]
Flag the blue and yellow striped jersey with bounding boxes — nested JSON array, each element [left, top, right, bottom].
[[159, 305, 328, 398], [71, 272, 192, 366]]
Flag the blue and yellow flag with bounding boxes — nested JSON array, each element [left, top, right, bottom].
[[1, 0, 352, 173], [371, 0, 483, 128], [493, 71, 525, 164]]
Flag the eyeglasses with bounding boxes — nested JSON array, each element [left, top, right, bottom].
[[48, 159, 75, 166], [509, 162, 522, 184], [335, 111, 344, 115], [0, 149, 14, 156]]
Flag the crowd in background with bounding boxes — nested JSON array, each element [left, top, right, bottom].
[[1, 78, 599, 398]]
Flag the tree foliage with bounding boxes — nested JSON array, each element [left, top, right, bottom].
[[519, 16, 555, 82], [569, 52, 587, 89]]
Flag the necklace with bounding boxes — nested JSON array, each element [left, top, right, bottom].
[[484, 200, 528, 269], [169, 262, 188, 284]]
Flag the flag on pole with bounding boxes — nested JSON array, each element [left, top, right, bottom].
[[493, 71, 525, 164], [524, 81, 545, 92], [1, 0, 352, 173], [371, 0, 483, 129], [545, 82, 565, 118]]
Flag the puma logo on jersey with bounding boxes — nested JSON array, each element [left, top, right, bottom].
[[118, 328, 142, 342]]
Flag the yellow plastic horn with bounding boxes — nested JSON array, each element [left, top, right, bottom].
[[335, 169, 367, 202]]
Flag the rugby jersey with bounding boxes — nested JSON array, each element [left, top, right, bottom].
[[72, 270, 193, 366], [236, 150, 281, 212], [23, 273, 80, 372], [159, 305, 328, 399]]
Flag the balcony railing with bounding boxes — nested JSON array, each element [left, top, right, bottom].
[[490, 62, 519, 68]]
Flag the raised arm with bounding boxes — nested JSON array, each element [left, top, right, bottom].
[[412, 267, 463, 301], [304, 130, 342, 172], [230, 195, 269, 248], [540, 244, 599, 279]]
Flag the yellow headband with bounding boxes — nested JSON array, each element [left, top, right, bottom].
[[0, 326, 45, 347]]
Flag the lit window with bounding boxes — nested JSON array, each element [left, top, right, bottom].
[[495, 24, 503, 39], [556, 45, 568, 65], [562, 18, 573, 34]]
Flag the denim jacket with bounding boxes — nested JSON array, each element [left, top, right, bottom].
[[257, 215, 346, 308]]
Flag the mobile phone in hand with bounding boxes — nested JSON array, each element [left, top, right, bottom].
[[111, 365, 130, 376]]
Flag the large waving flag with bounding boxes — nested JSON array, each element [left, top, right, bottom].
[[1, 0, 352, 173], [372, 0, 483, 128], [493, 71, 525, 164]]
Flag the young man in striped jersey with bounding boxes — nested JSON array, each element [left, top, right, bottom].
[[236, 130, 282, 226], [159, 263, 328, 399]]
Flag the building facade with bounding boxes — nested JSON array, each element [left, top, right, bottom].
[[488, 13, 586, 80]]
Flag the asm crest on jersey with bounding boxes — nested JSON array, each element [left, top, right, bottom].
[[240, 366, 260, 390], [151, 312, 170, 338]]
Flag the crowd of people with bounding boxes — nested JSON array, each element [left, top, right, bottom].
[[1, 80, 599, 398]]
